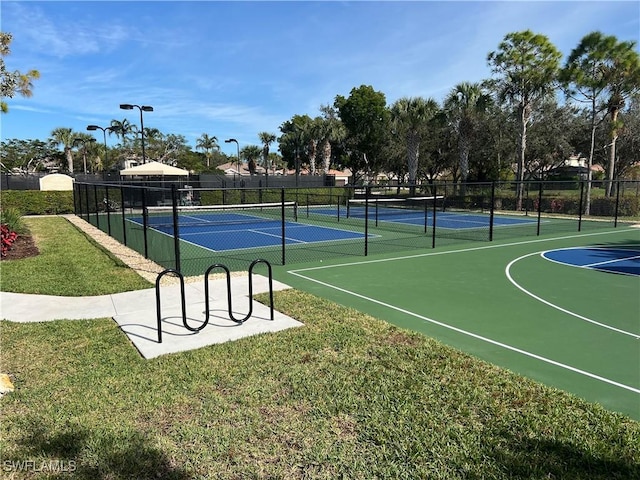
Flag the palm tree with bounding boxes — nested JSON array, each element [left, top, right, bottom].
[[307, 118, 323, 175], [444, 82, 491, 188], [390, 96, 439, 190], [50, 127, 76, 173], [195, 133, 219, 167], [317, 105, 345, 173], [1, 32, 40, 113], [241, 145, 262, 175], [109, 119, 134, 147], [258, 132, 276, 174]]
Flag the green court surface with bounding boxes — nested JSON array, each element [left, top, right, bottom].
[[276, 227, 640, 420]]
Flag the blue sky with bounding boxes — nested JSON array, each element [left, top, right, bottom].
[[2, 1, 639, 157]]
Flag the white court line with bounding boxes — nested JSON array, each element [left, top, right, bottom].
[[588, 254, 640, 268], [249, 229, 306, 244], [290, 227, 639, 274], [540, 246, 640, 277], [505, 251, 640, 339], [288, 227, 640, 394]]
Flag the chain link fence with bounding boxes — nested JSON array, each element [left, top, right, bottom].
[[73, 180, 639, 276]]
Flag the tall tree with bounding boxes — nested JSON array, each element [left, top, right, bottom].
[[602, 38, 640, 195], [279, 114, 313, 174], [195, 133, 219, 167], [258, 131, 276, 173], [317, 104, 346, 173], [1, 32, 40, 113], [390, 96, 439, 189], [615, 93, 640, 179], [444, 82, 491, 188], [241, 145, 262, 175], [307, 117, 323, 175], [487, 30, 561, 209], [110, 118, 134, 147], [335, 85, 389, 183], [146, 132, 189, 165], [50, 127, 76, 173], [525, 99, 580, 180], [559, 32, 640, 209], [0, 138, 57, 173]]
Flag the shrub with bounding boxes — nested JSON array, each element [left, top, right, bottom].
[[0, 223, 18, 257], [0, 207, 27, 234], [0, 190, 74, 215]]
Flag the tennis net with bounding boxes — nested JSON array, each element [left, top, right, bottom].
[[143, 201, 298, 229], [347, 196, 444, 221]]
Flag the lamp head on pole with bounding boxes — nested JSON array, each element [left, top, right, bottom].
[[86, 125, 99, 131]]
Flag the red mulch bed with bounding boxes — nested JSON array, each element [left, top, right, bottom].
[[1, 235, 39, 261]]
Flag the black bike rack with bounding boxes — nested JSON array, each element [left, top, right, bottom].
[[155, 259, 275, 344]]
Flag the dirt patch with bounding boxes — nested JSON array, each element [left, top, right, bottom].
[[1, 234, 39, 261]]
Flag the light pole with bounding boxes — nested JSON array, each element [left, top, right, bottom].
[[225, 138, 240, 174], [120, 104, 153, 164], [87, 124, 120, 169], [72, 138, 96, 174]]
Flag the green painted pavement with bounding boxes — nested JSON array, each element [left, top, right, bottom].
[[275, 227, 640, 420]]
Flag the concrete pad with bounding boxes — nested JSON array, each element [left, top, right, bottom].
[[113, 276, 302, 359], [0, 291, 118, 322]]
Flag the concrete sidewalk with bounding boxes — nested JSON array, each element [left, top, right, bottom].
[[1, 275, 303, 359]]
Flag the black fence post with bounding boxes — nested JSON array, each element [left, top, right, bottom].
[[72, 184, 78, 216], [364, 186, 370, 256], [281, 188, 286, 265], [578, 181, 584, 232], [171, 184, 181, 273], [536, 182, 543, 236], [105, 187, 112, 236], [614, 180, 621, 228], [93, 184, 100, 229], [431, 184, 437, 249], [142, 188, 148, 259], [120, 185, 127, 246], [489, 182, 495, 241], [84, 184, 90, 222]]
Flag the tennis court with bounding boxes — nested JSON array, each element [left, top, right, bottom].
[[281, 227, 640, 419], [135, 196, 534, 254], [128, 203, 366, 252], [309, 196, 537, 230]]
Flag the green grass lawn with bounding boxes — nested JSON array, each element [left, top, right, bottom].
[[0, 217, 152, 295], [1, 216, 639, 479]]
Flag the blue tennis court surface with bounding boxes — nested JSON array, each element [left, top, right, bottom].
[[543, 246, 640, 276], [308, 205, 536, 230], [129, 213, 366, 252], [129, 203, 538, 253]]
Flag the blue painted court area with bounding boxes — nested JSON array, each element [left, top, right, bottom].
[[129, 213, 366, 252], [309, 205, 535, 230], [542, 246, 640, 276]]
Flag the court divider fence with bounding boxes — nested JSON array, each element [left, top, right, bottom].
[[73, 180, 639, 276]]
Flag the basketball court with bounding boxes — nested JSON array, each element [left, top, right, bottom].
[[278, 227, 640, 419]]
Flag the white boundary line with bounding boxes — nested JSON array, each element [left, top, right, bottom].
[[541, 246, 640, 278], [505, 251, 640, 339], [289, 228, 638, 273], [287, 228, 640, 394]]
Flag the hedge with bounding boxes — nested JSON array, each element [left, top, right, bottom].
[[0, 190, 75, 215], [449, 193, 639, 218]]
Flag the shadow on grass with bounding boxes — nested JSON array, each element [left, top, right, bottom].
[[15, 422, 191, 479], [489, 432, 640, 479]]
